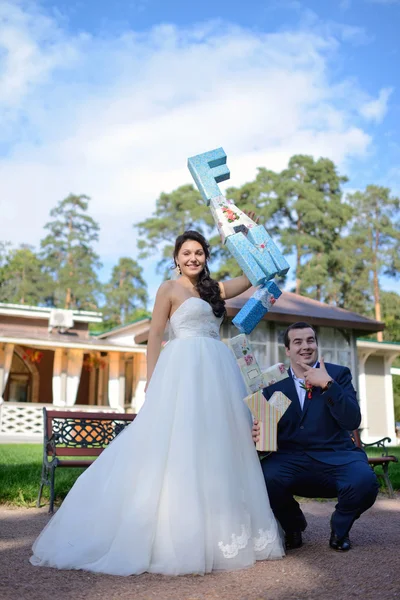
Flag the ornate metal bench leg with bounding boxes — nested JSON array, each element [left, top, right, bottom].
[[36, 483, 44, 508], [36, 463, 47, 508], [382, 464, 395, 499], [49, 466, 56, 514]]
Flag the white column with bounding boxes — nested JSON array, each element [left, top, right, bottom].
[[0, 343, 14, 398], [357, 350, 374, 434], [133, 352, 147, 413], [108, 352, 125, 412], [384, 353, 399, 444], [65, 349, 84, 407], [52, 348, 67, 406]]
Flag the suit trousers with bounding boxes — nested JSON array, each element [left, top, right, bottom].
[[261, 451, 379, 539]]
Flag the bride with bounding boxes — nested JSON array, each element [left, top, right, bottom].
[[30, 230, 284, 576]]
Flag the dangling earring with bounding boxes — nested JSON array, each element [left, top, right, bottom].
[[176, 264, 181, 275]]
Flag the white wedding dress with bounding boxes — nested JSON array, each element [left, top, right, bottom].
[[30, 297, 284, 576]]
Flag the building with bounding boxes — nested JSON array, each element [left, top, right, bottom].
[[1, 290, 399, 445], [132, 288, 400, 445], [0, 304, 146, 441]]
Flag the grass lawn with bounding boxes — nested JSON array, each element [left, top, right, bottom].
[[0, 444, 89, 507], [0, 443, 399, 508]]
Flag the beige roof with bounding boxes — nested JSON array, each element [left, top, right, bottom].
[[225, 289, 384, 332], [0, 329, 146, 353], [96, 318, 151, 339], [0, 302, 102, 323]]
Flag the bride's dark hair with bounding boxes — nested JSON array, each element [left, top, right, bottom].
[[173, 230, 226, 319]]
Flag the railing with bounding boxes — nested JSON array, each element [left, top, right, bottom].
[[0, 400, 124, 441]]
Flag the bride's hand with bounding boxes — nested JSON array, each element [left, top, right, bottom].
[[244, 210, 260, 224]]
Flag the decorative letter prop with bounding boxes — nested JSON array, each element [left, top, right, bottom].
[[245, 390, 291, 452], [228, 333, 289, 394], [209, 195, 256, 244], [226, 233, 278, 287], [187, 148, 290, 334], [187, 148, 230, 205], [232, 280, 282, 334]]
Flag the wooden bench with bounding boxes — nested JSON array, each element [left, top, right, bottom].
[[352, 429, 398, 498], [37, 408, 136, 513]]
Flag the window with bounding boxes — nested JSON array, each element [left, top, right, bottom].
[[276, 325, 291, 367], [318, 327, 353, 369]]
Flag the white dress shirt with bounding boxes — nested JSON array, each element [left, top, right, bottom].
[[290, 362, 318, 410]]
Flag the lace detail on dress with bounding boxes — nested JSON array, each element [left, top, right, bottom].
[[253, 528, 278, 552], [218, 524, 250, 559], [169, 297, 222, 341], [218, 522, 278, 559]]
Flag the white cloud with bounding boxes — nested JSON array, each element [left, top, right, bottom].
[[359, 87, 393, 123], [0, 1, 384, 286], [367, 0, 400, 4]]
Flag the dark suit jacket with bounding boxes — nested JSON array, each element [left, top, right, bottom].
[[262, 362, 367, 465]]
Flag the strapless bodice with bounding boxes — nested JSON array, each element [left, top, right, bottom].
[[168, 297, 222, 340]]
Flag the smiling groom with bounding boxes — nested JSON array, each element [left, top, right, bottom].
[[254, 322, 379, 552]]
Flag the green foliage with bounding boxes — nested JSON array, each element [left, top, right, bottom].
[[41, 194, 102, 310], [1, 444, 399, 508], [393, 375, 400, 423], [363, 445, 400, 492], [135, 185, 215, 278], [102, 257, 149, 328], [0, 444, 86, 507], [274, 155, 351, 301], [348, 185, 400, 322], [316, 233, 372, 313], [0, 245, 53, 306], [380, 291, 400, 342], [1, 156, 399, 330]]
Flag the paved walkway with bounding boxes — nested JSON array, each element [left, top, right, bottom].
[[1, 497, 399, 600]]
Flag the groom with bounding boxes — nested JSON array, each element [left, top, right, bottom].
[[253, 322, 379, 552]]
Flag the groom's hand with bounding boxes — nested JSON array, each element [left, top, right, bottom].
[[296, 357, 332, 389], [252, 419, 260, 443]]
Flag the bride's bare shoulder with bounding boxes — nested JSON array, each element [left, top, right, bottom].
[[156, 280, 179, 301]]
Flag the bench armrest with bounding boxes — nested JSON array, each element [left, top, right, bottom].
[[361, 436, 392, 456], [46, 433, 61, 458]]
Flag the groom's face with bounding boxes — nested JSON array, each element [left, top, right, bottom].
[[285, 327, 318, 368]]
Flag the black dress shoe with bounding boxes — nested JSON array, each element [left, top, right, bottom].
[[329, 531, 351, 552], [285, 530, 303, 550]]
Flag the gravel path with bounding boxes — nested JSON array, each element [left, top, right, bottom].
[[1, 497, 399, 600]]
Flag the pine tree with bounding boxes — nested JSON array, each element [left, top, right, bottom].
[[0, 244, 52, 305], [348, 186, 400, 339], [103, 257, 148, 327], [41, 194, 102, 309], [274, 155, 351, 300]]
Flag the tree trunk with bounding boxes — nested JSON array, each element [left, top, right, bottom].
[[65, 287, 72, 309], [20, 266, 25, 304], [373, 227, 383, 341], [295, 252, 301, 294], [295, 212, 303, 295], [65, 216, 73, 309]]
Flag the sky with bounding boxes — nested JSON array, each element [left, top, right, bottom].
[[1, 0, 400, 306]]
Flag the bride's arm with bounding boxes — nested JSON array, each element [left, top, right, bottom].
[[218, 275, 252, 300], [146, 282, 172, 390]]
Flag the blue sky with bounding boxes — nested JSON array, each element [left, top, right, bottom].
[[1, 0, 399, 306]]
